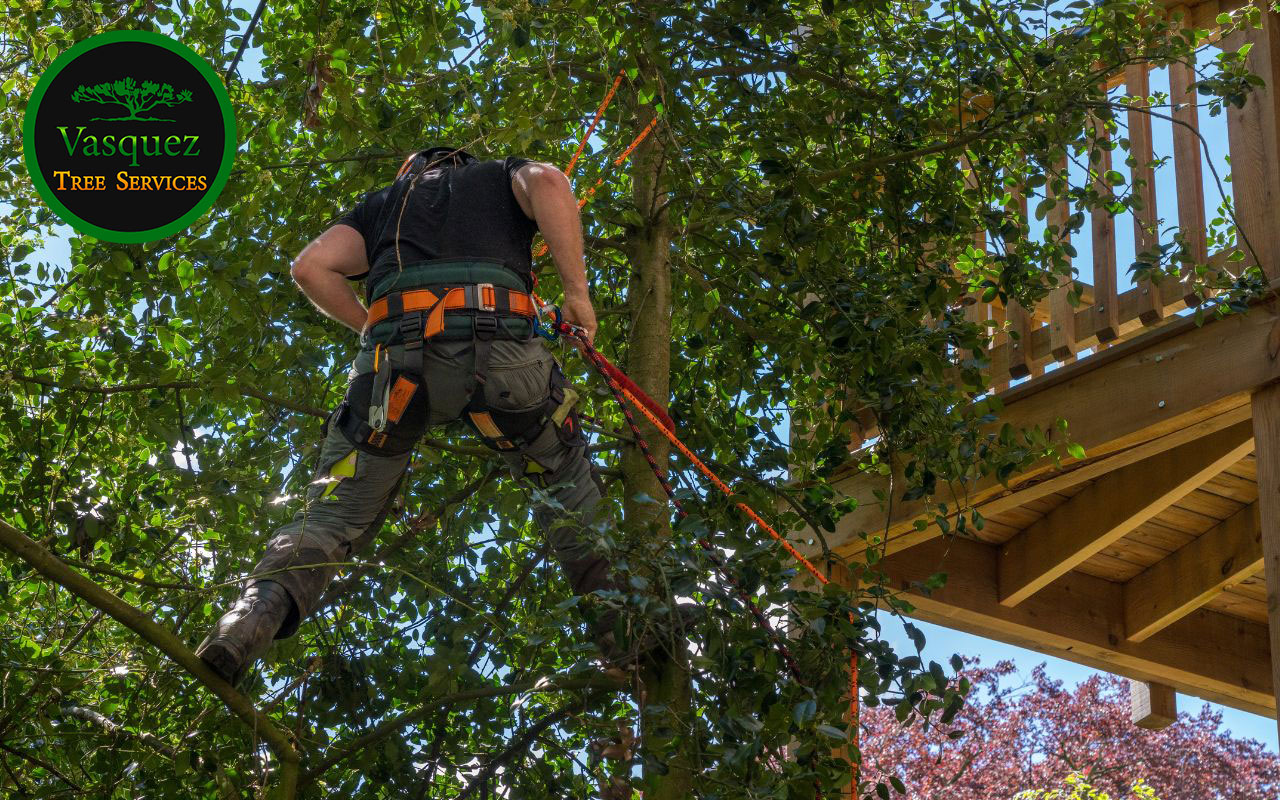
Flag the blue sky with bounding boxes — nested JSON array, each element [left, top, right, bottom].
[[15, 0, 1276, 757]]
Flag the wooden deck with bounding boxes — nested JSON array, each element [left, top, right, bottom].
[[800, 1, 1280, 734]]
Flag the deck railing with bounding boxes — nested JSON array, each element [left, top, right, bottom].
[[960, 5, 1279, 393]]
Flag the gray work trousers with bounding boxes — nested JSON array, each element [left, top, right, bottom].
[[248, 335, 610, 639]]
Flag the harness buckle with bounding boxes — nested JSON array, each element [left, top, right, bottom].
[[399, 312, 424, 349], [473, 314, 499, 341], [476, 283, 496, 312]]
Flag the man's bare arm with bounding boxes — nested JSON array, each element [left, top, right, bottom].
[[290, 224, 370, 334], [511, 162, 598, 343]]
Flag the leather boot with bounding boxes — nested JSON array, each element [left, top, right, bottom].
[[195, 580, 295, 688]]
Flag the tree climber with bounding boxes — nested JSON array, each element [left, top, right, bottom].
[[196, 146, 690, 687]]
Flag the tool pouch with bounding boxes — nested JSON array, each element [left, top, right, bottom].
[[336, 351, 430, 457]]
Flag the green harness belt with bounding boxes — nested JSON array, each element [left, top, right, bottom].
[[332, 259, 581, 459]]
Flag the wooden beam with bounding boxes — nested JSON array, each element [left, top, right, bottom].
[[1249, 381, 1280, 743], [1130, 680, 1177, 729], [998, 421, 1255, 606], [877, 536, 1275, 716], [812, 304, 1280, 562], [1124, 502, 1263, 641]]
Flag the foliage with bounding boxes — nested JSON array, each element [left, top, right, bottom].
[[863, 661, 1280, 799], [0, 0, 1266, 798], [71, 77, 195, 121], [1016, 773, 1161, 800]]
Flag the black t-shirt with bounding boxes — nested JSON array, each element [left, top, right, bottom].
[[334, 156, 537, 298]]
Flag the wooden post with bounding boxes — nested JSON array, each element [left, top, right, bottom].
[[1170, 13, 1209, 304], [1129, 680, 1178, 729], [1223, 6, 1280, 282], [1090, 111, 1120, 341], [1126, 63, 1164, 324], [1006, 183, 1033, 379], [1249, 381, 1280, 745], [1047, 158, 1078, 361]]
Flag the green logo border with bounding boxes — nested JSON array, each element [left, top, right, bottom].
[[22, 30, 237, 244]]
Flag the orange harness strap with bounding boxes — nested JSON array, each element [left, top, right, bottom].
[[365, 285, 536, 329]]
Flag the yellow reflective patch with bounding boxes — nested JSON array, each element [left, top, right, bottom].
[[551, 387, 580, 427], [321, 450, 358, 498]]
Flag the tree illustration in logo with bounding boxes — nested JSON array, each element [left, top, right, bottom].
[[70, 77, 193, 121]]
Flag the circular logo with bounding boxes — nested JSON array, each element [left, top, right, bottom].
[[22, 30, 236, 243]]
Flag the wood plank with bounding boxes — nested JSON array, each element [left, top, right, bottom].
[[1130, 680, 1178, 729], [1126, 63, 1164, 325], [998, 421, 1255, 606], [1226, 454, 1259, 482], [1007, 301, 1034, 380], [1124, 502, 1263, 641], [819, 306, 1280, 561], [1201, 470, 1260, 504], [1090, 110, 1121, 341], [1077, 551, 1146, 582], [1223, 12, 1280, 281], [1176, 487, 1249, 520], [1205, 589, 1269, 625], [1249, 380, 1280, 741], [1154, 503, 1222, 536], [1170, 14, 1209, 304], [878, 536, 1275, 716], [1126, 520, 1197, 553]]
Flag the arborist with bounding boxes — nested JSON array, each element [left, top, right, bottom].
[[195, 146, 691, 688]]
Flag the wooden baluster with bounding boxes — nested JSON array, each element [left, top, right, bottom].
[[1046, 157, 1078, 361], [1170, 25, 1209, 305], [1005, 182, 1033, 379], [1223, 8, 1280, 283], [990, 302, 1009, 393], [966, 227, 991, 384], [1127, 63, 1164, 324], [1090, 110, 1121, 341]]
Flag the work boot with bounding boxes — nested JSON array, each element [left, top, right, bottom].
[[592, 603, 704, 669], [195, 580, 295, 688]]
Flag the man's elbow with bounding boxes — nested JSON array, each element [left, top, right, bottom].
[[290, 256, 318, 287]]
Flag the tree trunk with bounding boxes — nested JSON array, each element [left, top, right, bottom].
[[619, 83, 692, 800]]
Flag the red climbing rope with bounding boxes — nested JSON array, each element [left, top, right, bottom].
[[557, 322, 805, 682], [556, 321, 863, 793], [543, 76, 860, 790]]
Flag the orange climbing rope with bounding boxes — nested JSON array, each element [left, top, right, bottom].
[[534, 73, 661, 258], [617, 352, 861, 791], [546, 73, 861, 791], [618, 385, 829, 587], [564, 71, 624, 176]]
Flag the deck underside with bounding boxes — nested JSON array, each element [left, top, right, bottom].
[[802, 304, 1280, 717]]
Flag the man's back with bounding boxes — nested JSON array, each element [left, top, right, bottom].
[[336, 155, 539, 297]]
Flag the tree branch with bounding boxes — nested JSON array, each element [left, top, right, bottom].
[[457, 704, 579, 800], [0, 519, 300, 798], [7, 372, 495, 459], [0, 741, 82, 792], [300, 673, 624, 785]]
